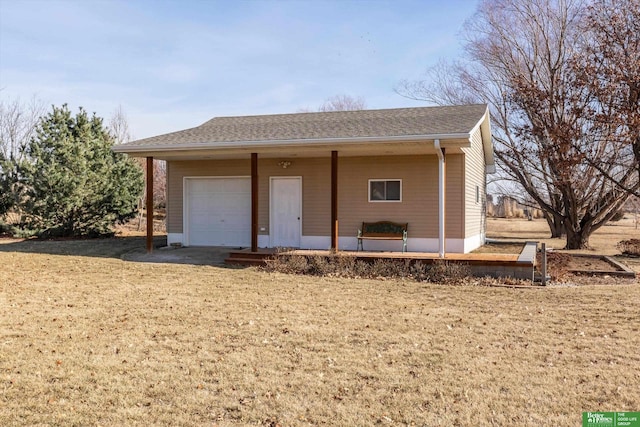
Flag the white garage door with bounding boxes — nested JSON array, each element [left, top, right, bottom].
[[186, 177, 251, 247]]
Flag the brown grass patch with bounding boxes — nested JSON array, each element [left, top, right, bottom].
[[1, 239, 639, 425]]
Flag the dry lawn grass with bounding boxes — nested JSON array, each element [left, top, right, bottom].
[[1, 238, 639, 426], [486, 216, 638, 255]]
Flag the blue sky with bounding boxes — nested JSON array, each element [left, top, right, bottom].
[[0, 0, 479, 139]]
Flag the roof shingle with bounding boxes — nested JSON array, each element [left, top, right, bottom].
[[125, 104, 488, 147]]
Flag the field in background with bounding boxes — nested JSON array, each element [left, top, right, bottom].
[[1, 238, 639, 425], [486, 215, 638, 254]]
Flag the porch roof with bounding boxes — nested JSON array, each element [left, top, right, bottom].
[[113, 104, 493, 165]]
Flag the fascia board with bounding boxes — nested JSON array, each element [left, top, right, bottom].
[[468, 106, 495, 167]]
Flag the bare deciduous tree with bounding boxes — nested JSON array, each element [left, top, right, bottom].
[[108, 104, 132, 146], [0, 96, 45, 219], [150, 160, 167, 209], [318, 94, 366, 112], [572, 0, 640, 194], [0, 96, 45, 162], [396, 0, 638, 249]]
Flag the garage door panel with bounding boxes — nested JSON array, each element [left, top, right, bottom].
[[220, 179, 249, 192], [186, 178, 251, 247], [190, 180, 214, 193]]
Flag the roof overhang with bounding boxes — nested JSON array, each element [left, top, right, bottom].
[[468, 106, 495, 172], [113, 133, 474, 161]]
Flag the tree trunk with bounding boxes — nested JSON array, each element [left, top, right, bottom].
[[136, 196, 143, 231], [564, 227, 591, 249], [543, 213, 565, 238], [549, 219, 565, 238]]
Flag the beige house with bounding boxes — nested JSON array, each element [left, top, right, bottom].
[[113, 104, 494, 255]]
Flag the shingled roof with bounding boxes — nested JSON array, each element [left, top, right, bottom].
[[123, 104, 488, 147]]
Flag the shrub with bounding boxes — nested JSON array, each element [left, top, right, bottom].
[[10, 228, 38, 239], [264, 253, 309, 274], [262, 253, 471, 284], [335, 253, 357, 275], [423, 259, 471, 284], [0, 221, 38, 238], [0, 221, 15, 236], [307, 255, 334, 276], [617, 239, 640, 256], [410, 261, 430, 281], [368, 259, 395, 277]]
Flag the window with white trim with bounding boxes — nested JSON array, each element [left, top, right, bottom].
[[369, 179, 402, 202]]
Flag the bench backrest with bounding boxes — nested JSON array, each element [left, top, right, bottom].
[[361, 221, 408, 237]]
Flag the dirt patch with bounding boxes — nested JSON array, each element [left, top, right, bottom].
[[538, 252, 637, 285], [565, 255, 614, 271]]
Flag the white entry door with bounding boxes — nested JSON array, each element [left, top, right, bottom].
[[186, 177, 251, 246], [270, 177, 302, 248]]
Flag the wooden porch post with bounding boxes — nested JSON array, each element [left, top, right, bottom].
[[251, 153, 258, 252], [331, 150, 338, 251], [146, 156, 154, 253]]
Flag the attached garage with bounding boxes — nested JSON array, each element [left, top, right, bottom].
[[184, 177, 251, 246]]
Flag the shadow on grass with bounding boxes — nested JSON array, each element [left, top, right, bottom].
[[0, 235, 241, 266], [0, 235, 167, 259]]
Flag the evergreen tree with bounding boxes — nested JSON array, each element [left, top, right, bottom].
[[0, 154, 22, 218], [21, 105, 143, 237], [0, 152, 12, 216]]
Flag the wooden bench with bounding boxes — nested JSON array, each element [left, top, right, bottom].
[[357, 221, 408, 252]]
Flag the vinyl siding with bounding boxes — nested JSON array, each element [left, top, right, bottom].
[[336, 155, 463, 239], [166, 154, 465, 240], [445, 154, 465, 239], [259, 158, 331, 237], [167, 158, 331, 236], [461, 128, 487, 238]]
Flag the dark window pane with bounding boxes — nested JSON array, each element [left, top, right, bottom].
[[386, 181, 401, 200]]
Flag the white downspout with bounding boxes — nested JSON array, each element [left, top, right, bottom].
[[434, 139, 446, 258]]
